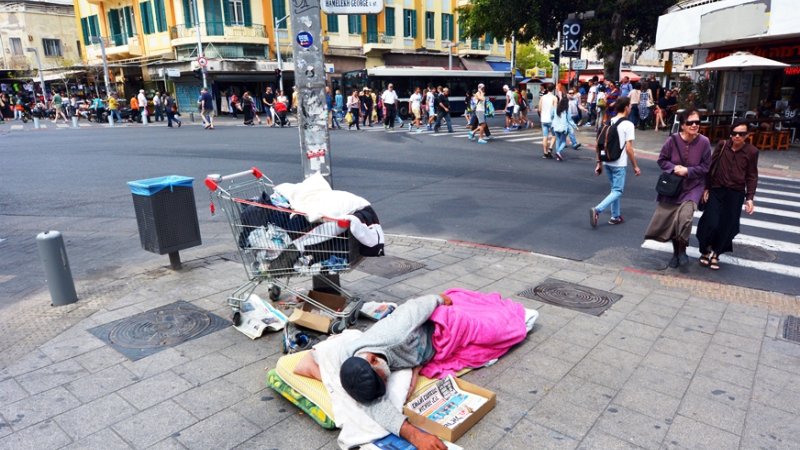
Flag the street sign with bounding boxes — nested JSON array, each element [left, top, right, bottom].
[[571, 59, 588, 70], [561, 18, 583, 58], [166, 68, 181, 78], [197, 56, 208, 67], [321, 0, 383, 14]]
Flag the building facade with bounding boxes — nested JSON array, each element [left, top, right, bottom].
[[72, 0, 510, 110]]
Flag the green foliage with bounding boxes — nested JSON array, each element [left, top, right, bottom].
[[516, 43, 551, 73], [676, 76, 712, 109]]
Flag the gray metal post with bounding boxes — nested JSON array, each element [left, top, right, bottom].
[[26, 48, 47, 102], [510, 35, 516, 87], [275, 15, 289, 93], [36, 231, 78, 306], [289, 0, 332, 185], [192, 0, 207, 89]]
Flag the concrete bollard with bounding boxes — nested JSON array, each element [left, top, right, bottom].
[[36, 231, 78, 306], [71, 116, 79, 128], [33, 117, 40, 129], [108, 115, 114, 127]]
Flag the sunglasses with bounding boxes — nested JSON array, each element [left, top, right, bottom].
[[731, 131, 748, 137], [684, 120, 701, 126]]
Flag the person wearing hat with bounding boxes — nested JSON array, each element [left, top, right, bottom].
[[137, 89, 149, 124]]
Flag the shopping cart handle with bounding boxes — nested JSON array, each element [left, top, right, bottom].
[[337, 219, 351, 228], [204, 167, 264, 192]]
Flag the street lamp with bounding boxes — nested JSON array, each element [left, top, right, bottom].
[[275, 13, 289, 92], [90, 37, 112, 98], [26, 47, 47, 102], [192, 0, 207, 88]]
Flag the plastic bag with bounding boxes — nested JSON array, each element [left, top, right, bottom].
[[248, 224, 291, 261]]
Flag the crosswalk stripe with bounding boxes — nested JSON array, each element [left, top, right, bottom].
[[751, 206, 800, 220], [691, 211, 800, 235], [759, 188, 800, 199], [506, 135, 543, 143], [757, 196, 800, 209], [686, 226, 800, 254], [641, 241, 800, 278], [759, 181, 800, 192], [10, 125, 22, 130]]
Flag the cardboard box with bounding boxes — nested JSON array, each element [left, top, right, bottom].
[[403, 377, 496, 443], [287, 290, 347, 334]]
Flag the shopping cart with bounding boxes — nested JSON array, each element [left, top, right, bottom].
[[205, 167, 363, 334]]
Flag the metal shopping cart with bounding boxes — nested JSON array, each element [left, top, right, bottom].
[[205, 167, 363, 334]]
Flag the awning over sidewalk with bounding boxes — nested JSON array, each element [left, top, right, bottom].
[[578, 71, 640, 82], [487, 61, 523, 78]]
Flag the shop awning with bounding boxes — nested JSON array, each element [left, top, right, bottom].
[[578, 71, 640, 82], [487, 61, 523, 78]]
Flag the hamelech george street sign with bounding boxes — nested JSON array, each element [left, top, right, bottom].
[[321, 0, 383, 14]]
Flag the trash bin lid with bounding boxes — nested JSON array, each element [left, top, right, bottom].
[[127, 175, 194, 196]]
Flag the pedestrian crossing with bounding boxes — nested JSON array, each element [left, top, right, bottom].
[[361, 124, 546, 143], [641, 174, 800, 281]]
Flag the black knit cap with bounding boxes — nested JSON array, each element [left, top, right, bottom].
[[340, 356, 386, 403]]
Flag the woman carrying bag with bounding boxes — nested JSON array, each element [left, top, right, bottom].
[[644, 109, 711, 268]]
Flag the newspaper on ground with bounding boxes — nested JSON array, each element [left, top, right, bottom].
[[407, 375, 488, 430], [233, 293, 289, 339]]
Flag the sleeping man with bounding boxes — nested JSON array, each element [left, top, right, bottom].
[[294, 290, 537, 450]]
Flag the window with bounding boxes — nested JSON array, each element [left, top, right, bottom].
[[140, 2, 155, 35], [9, 37, 23, 55], [230, 0, 244, 24], [80, 15, 100, 45], [384, 7, 394, 36], [425, 12, 434, 39], [273, 0, 286, 28], [441, 13, 453, 41], [42, 39, 62, 57], [403, 9, 416, 38], [326, 14, 338, 33], [182, 0, 197, 27], [153, 0, 167, 32], [225, 0, 251, 26], [347, 15, 361, 34], [123, 7, 135, 37]]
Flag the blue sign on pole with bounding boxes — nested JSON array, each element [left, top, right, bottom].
[[296, 31, 314, 48]]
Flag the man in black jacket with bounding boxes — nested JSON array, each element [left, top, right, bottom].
[[433, 87, 453, 133]]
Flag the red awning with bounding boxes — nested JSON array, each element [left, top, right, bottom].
[[577, 71, 640, 82]]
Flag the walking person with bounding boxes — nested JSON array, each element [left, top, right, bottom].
[[585, 78, 598, 127], [229, 91, 239, 119], [468, 83, 489, 144], [262, 87, 274, 126], [346, 90, 361, 130], [627, 82, 641, 128], [551, 96, 577, 161], [639, 84, 654, 130], [537, 85, 557, 158], [198, 87, 214, 129], [644, 108, 711, 268], [360, 88, 373, 126], [567, 88, 583, 149], [108, 93, 121, 123], [433, 87, 453, 133], [590, 97, 642, 228], [503, 85, 517, 131], [137, 89, 149, 124], [325, 86, 340, 129], [381, 84, 398, 129], [164, 92, 182, 128], [52, 91, 68, 123], [335, 89, 344, 122], [153, 91, 164, 122], [695, 120, 758, 271], [408, 87, 423, 131], [241, 91, 255, 125]]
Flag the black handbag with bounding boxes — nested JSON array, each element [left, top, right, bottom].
[[655, 135, 686, 197]]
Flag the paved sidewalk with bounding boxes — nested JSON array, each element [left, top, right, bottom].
[[1, 234, 799, 449]]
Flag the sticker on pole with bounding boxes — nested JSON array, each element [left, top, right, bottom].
[[296, 31, 314, 48], [321, 0, 384, 15], [197, 56, 208, 67]]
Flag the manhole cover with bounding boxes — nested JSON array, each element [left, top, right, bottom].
[[518, 278, 622, 316], [732, 244, 776, 262], [357, 256, 426, 279], [783, 316, 800, 343], [89, 301, 229, 361]]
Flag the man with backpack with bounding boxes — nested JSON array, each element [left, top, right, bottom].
[[590, 96, 641, 228]]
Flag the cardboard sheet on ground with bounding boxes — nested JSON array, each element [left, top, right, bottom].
[[233, 294, 288, 339]]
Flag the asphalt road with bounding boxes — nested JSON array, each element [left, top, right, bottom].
[[1, 118, 798, 307]]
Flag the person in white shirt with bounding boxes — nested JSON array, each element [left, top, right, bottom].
[[153, 91, 164, 122], [137, 89, 148, 123], [408, 87, 423, 131], [586, 78, 599, 126], [425, 87, 436, 130], [537, 85, 558, 158], [381, 84, 399, 129], [503, 85, 517, 131]]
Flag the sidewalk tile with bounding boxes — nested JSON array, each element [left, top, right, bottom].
[[172, 328, 239, 360], [550, 326, 605, 349], [677, 393, 746, 435], [0, 349, 52, 379], [121, 348, 192, 379], [529, 395, 603, 438], [677, 304, 725, 323], [663, 415, 739, 449], [38, 334, 105, 363], [495, 418, 578, 450], [684, 296, 728, 313], [587, 345, 644, 372], [0, 378, 28, 405], [710, 330, 761, 355], [687, 374, 751, 411], [16, 359, 89, 395], [702, 343, 758, 370], [450, 422, 505, 449], [615, 320, 663, 340], [229, 391, 294, 430], [626, 309, 673, 329], [754, 364, 800, 391], [62, 428, 131, 450], [741, 402, 800, 449], [577, 430, 642, 449], [177, 409, 260, 449], [726, 304, 769, 321], [223, 360, 270, 393], [0, 386, 81, 432], [716, 318, 765, 339], [570, 356, 635, 391], [593, 404, 669, 449], [650, 336, 706, 362], [483, 390, 537, 430], [695, 358, 755, 389], [669, 313, 718, 335], [172, 352, 237, 386], [0, 419, 72, 450], [118, 371, 194, 410], [173, 377, 250, 420], [641, 351, 697, 378], [659, 325, 714, 348], [642, 293, 687, 310], [54, 393, 137, 440], [613, 384, 681, 421], [147, 437, 187, 450], [112, 400, 196, 448], [546, 375, 616, 414], [535, 338, 593, 364], [628, 366, 691, 399], [515, 353, 575, 382], [73, 346, 128, 373], [65, 364, 139, 403], [601, 329, 655, 357], [0, 417, 10, 439], [753, 379, 800, 415]]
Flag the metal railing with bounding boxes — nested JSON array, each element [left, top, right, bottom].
[[169, 23, 267, 39]]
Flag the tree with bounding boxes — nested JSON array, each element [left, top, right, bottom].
[[458, 0, 679, 81], [516, 43, 552, 75]]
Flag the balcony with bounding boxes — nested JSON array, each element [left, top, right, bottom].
[[458, 38, 492, 56], [85, 35, 142, 62], [170, 23, 268, 46], [364, 33, 396, 54]]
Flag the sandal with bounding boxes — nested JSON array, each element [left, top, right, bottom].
[[699, 253, 710, 267], [709, 253, 720, 270]]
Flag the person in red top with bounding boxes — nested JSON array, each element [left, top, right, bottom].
[[695, 119, 759, 270]]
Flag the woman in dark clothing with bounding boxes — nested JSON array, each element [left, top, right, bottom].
[[644, 109, 712, 268], [695, 120, 759, 270], [241, 91, 254, 125]]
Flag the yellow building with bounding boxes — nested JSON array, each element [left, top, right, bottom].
[[71, 0, 510, 109], [0, 0, 81, 94]]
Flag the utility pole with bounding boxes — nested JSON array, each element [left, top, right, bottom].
[[91, 37, 112, 97], [26, 47, 47, 102], [192, 0, 207, 88], [510, 35, 516, 87], [275, 14, 289, 92]]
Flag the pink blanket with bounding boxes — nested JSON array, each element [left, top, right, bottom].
[[420, 288, 528, 378]]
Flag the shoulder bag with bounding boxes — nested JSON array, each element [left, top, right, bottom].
[[655, 135, 687, 197]]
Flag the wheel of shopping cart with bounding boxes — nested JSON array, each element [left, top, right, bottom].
[[330, 319, 347, 334], [347, 309, 358, 326], [232, 311, 242, 327], [268, 284, 281, 301]]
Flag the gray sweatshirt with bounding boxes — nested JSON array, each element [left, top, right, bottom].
[[343, 294, 444, 435]]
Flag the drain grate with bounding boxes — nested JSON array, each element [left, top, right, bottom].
[[518, 278, 622, 316], [783, 316, 800, 343], [89, 301, 229, 361], [732, 244, 777, 262], [357, 256, 426, 279]]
